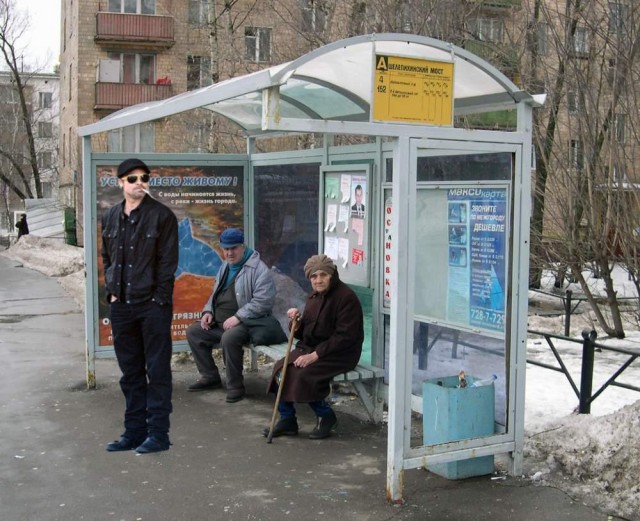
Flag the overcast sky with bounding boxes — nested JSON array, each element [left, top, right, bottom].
[[21, 0, 61, 71]]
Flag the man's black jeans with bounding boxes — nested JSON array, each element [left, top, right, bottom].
[[110, 300, 173, 441]]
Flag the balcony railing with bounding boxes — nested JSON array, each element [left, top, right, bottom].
[[95, 82, 173, 111], [95, 12, 175, 48]]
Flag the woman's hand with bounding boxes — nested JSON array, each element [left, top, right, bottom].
[[293, 351, 318, 368]]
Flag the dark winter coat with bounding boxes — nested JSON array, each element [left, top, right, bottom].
[[268, 273, 363, 403], [101, 195, 178, 305]]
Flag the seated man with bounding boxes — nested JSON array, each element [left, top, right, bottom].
[[264, 254, 363, 439], [186, 228, 277, 403]]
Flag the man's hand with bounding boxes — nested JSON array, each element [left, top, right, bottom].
[[293, 351, 318, 368], [200, 312, 214, 330], [223, 315, 240, 331], [110, 295, 118, 303]]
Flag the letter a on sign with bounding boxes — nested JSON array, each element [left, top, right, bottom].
[[376, 55, 388, 71]]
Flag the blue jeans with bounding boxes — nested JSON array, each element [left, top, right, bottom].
[[110, 300, 173, 441], [278, 399, 332, 419]]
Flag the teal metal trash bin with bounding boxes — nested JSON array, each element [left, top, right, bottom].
[[422, 375, 495, 479]]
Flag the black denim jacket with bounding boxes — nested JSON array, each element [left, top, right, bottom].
[[101, 195, 178, 305]]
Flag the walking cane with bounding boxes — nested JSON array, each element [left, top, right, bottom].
[[266, 316, 299, 444]]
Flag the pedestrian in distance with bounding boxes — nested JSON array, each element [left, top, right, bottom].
[[186, 228, 283, 403], [15, 213, 29, 239], [101, 158, 179, 454], [264, 254, 363, 439]]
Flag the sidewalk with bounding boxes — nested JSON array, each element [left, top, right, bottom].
[[0, 255, 613, 521]]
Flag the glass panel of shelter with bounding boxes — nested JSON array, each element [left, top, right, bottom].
[[384, 152, 513, 449]]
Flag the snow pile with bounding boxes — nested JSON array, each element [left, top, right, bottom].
[[525, 401, 640, 519], [2, 235, 84, 277]]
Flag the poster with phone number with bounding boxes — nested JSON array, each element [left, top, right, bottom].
[[447, 188, 507, 333]]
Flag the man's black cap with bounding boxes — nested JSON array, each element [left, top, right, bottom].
[[117, 158, 151, 178]]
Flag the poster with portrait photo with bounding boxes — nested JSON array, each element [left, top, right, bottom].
[[350, 177, 367, 219]]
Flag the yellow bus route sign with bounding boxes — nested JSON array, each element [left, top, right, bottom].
[[372, 54, 454, 126]]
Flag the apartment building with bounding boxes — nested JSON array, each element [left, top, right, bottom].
[[0, 70, 59, 238], [59, 0, 344, 241]]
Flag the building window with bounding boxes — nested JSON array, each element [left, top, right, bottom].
[[107, 53, 156, 84], [473, 18, 504, 43], [0, 84, 15, 103], [615, 113, 626, 143], [187, 55, 212, 90], [573, 26, 589, 56], [570, 139, 584, 171], [38, 122, 53, 138], [108, 0, 155, 14], [567, 91, 582, 113], [38, 151, 53, 169], [39, 92, 52, 109], [301, 0, 326, 33], [189, 0, 210, 25], [609, 2, 628, 35], [607, 58, 616, 86], [108, 123, 155, 153], [537, 23, 548, 56], [245, 27, 271, 63], [41, 182, 52, 199]]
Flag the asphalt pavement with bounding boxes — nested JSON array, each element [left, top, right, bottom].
[[0, 254, 616, 521]]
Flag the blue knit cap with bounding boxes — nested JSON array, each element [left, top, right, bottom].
[[219, 228, 244, 248]]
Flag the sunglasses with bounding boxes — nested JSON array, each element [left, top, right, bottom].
[[125, 173, 150, 184]]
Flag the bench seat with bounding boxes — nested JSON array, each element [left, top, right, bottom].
[[246, 342, 384, 423]]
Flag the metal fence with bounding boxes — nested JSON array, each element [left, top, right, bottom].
[[527, 328, 640, 413]]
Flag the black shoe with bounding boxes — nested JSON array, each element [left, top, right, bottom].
[[262, 417, 299, 438], [135, 436, 171, 454], [188, 377, 223, 392], [226, 388, 246, 403], [106, 435, 145, 452], [308, 411, 337, 439]]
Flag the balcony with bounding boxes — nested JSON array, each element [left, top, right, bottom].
[[95, 82, 173, 111], [95, 12, 175, 49]]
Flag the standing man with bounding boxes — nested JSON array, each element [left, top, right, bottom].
[[102, 158, 179, 454], [186, 228, 277, 403], [264, 254, 363, 439], [15, 213, 29, 239]]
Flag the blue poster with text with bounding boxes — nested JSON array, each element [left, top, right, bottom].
[[448, 188, 507, 333]]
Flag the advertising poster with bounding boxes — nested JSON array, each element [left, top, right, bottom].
[[447, 188, 507, 333], [96, 164, 244, 348]]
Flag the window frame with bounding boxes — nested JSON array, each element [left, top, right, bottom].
[[245, 27, 272, 63], [187, 55, 212, 90], [108, 0, 155, 15], [108, 52, 156, 84], [38, 121, 53, 138], [107, 122, 155, 153]]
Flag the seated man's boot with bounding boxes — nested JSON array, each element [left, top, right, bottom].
[[262, 417, 299, 437], [308, 410, 337, 439]]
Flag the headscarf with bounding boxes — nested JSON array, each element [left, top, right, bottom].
[[304, 254, 336, 279]]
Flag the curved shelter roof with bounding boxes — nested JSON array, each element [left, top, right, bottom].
[[79, 33, 535, 137]]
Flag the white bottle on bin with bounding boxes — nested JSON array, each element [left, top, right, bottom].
[[470, 374, 497, 388]]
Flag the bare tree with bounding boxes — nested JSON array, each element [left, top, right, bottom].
[[0, 0, 43, 200], [521, 0, 640, 337]]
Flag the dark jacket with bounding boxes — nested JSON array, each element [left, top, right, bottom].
[[101, 195, 178, 305], [268, 273, 363, 402]]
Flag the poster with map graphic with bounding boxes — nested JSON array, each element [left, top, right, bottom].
[[95, 163, 244, 350]]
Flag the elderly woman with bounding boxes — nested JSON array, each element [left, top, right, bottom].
[[265, 254, 363, 439]]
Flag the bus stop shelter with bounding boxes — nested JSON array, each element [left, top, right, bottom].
[[79, 33, 539, 501]]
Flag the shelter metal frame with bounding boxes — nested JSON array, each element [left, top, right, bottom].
[[79, 33, 537, 501]]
